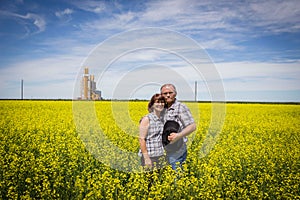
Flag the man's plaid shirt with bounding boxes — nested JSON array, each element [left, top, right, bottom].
[[164, 100, 195, 143]]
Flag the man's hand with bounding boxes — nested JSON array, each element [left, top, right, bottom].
[[168, 132, 180, 143]]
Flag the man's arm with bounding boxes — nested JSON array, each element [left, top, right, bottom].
[[168, 122, 196, 143]]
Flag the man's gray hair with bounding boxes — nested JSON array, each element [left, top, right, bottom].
[[160, 83, 177, 94]]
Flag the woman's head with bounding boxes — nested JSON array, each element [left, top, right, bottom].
[[148, 93, 166, 112]]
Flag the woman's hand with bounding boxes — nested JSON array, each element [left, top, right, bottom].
[[144, 156, 152, 167]]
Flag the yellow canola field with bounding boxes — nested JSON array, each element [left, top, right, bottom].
[[0, 100, 299, 199]]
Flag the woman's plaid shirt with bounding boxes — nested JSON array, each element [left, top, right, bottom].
[[140, 112, 165, 157]]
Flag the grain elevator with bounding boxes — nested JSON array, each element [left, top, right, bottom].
[[81, 67, 101, 100]]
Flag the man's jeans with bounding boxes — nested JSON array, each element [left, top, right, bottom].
[[166, 144, 187, 170]]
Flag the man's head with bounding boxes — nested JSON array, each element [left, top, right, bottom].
[[160, 84, 177, 107]]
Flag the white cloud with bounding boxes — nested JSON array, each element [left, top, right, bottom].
[[141, 0, 190, 22], [71, 0, 106, 14], [250, 0, 300, 23], [55, 8, 73, 18], [0, 56, 83, 99], [96, 65, 199, 100], [215, 61, 300, 91], [71, 0, 300, 53], [0, 10, 46, 35], [201, 38, 241, 50]]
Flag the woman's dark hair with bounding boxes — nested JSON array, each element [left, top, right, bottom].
[[148, 93, 166, 112]]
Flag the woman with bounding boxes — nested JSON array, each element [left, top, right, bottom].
[[138, 93, 166, 169]]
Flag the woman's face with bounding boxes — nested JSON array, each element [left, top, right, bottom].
[[153, 100, 165, 112]]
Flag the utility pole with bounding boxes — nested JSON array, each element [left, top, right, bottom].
[[21, 79, 24, 100], [195, 81, 197, 102]]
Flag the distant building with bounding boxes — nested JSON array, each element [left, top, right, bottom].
[[80, 67, 101, 100]]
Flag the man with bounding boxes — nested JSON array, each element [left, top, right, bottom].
[[161, 83, 196, 170]]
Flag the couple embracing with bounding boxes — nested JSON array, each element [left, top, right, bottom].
[[138, 84, 196, 170]]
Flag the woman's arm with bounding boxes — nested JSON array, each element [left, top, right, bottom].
[[139, 117, 152, 167]]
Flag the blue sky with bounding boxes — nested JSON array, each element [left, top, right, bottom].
[[0, 0, 300, 102]]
